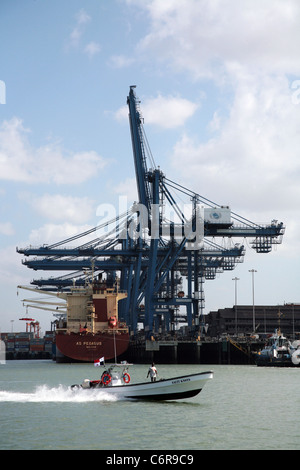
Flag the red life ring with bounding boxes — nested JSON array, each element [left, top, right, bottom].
[[101, 373, 112, 386], [123, 372, 130, 384], [108, 316, 117, 328]]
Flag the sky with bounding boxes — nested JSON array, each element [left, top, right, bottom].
[[1, 0, 300, 335]]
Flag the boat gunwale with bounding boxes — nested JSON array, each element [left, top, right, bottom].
[[94, 370, 214, 390]]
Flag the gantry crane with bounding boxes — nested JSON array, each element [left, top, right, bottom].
[[19, 317, 41, 338], [17, 86, 285, 337]]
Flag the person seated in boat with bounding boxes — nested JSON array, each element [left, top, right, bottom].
[[147, 363, 158, 382]]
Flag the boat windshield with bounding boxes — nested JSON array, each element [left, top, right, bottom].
[[107, 363, 132, 373]]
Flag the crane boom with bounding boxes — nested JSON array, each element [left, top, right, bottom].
[[127, 86, 152, 215], [17, 285, 68, 300]]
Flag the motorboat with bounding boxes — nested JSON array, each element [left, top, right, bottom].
[[70, 363, 213, 401], [255, 329, 300, 367]]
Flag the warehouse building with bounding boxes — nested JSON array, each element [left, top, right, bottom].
[[205, 303, 300, 338]]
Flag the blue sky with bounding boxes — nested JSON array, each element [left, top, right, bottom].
[[1, 0, 300, 334]]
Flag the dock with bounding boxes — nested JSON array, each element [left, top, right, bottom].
[[119, 336, 265, 365], [1, 330, 265, 364]]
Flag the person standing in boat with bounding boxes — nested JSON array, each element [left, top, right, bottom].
[[147, 363, 158, 382]]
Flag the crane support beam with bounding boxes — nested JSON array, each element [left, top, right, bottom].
[[205, 223, 284, 238]]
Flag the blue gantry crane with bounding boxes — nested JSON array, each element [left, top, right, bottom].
[[17, 86, 285, 337]]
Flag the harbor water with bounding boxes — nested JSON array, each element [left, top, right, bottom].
[[0, 360, 299, 450]]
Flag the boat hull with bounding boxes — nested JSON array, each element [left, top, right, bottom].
[[56, 331, 129, 363], [72, 371, 214, 401], [255, 356, 300, 367]]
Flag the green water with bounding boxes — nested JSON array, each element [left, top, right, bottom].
[[0, 360, 299, 450]]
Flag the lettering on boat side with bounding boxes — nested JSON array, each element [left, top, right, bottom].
[[75, 341, 102, 347], [171, 378, 190, 384]]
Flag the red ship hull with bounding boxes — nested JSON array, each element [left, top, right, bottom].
[[55, 331, 130, 363]]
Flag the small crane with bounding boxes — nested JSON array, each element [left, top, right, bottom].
[[19, 316, 41, 338]]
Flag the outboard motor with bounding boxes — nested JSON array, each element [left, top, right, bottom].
[[81, 379, 91, 389]]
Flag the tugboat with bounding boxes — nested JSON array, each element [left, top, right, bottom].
[[255, 329, 300, 367]]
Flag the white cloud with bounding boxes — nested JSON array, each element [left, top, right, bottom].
[[30, 194, 95, 224], [0, 118, 107, 184], [141, 95, 198, 129], [0, 222, 14, 236], [84, 41, 101, 58], [67, 8, 91, 49], [109, 55, 135, 68], [132, 0, 300, 79], [0, 245, 27, 286], [114, 177, 138, 202], [76, 8, 91, 25], [66, 8, 101, 58], [115, 94, 198, 129], [115, 105, 129, 122], [28, 222, 93, 246], [170, 74, 300, 212]]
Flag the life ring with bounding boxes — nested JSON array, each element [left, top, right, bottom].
[[101, 373, 112, 386], [123, 372, 130, 384], [108, 316, 117, 328]]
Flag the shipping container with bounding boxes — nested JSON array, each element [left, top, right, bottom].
[[15, 341, 29, 347], [15, 346, 29, 352], [30, 345, 44, 351], [15, 332, 32, 337]]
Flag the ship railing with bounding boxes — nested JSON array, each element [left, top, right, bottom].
[[55, 328, 68, 333], [93, 288, 127, 295], [106, 326, 129, 333]]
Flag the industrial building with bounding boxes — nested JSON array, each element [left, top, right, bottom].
[[205, 304, 300, 338]]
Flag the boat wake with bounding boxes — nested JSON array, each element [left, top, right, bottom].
[[0, 385, 118, 403]]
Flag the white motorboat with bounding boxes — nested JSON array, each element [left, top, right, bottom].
[[255, 329, 299, 367], [70, 363, 213, 401]]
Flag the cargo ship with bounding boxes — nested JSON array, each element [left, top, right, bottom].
[[18, 278, 130, 363]]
